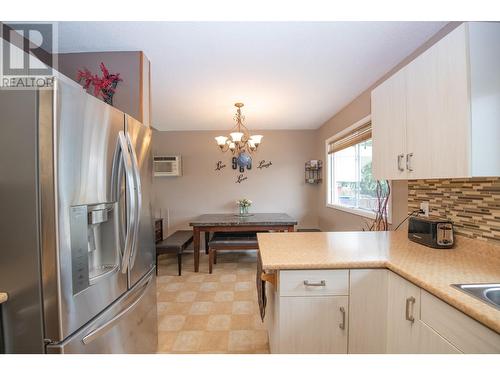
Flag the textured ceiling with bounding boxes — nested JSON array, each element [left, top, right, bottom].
[[57, 22, 447, 130]]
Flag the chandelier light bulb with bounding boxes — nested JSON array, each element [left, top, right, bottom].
[[230, 132, 244, 143], [215, 136, 228, 146], [229, 142, 236, 150], [250, 134, 263, 145]]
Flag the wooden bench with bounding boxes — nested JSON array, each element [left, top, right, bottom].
[[156, 230, 193, 276], [208, 232, 259, 274]]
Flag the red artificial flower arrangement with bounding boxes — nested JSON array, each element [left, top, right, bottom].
[[77, 62, 122, 105]]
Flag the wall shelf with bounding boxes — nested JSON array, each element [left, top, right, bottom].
[[305, 160, 322, 184]]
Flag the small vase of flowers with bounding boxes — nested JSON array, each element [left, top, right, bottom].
[[236, 198, 252, 216]]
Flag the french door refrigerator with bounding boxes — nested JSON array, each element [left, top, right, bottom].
[[0, 75, 157, 353]]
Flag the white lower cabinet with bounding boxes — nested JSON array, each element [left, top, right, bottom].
[[384, 271, 499, 354], [420, 290, 500, 353], [418, 320, 461, 354], [386, 271, 421, 353], [266, 268, 500, 354], [266, 269, 348, 354], [348, 269, 388, 353], [280, 296, 348, 353]]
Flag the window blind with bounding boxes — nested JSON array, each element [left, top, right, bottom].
[[327, 121, 372, 154]]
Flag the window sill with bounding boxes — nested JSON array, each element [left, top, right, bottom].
[[326, 203, 392, 224]]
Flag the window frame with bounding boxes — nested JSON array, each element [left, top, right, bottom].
[[325, 115, 392, 223]]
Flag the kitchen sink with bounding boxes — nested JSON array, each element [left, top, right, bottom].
[[485, 288, 500, 306], [452, 283, 500, 310]]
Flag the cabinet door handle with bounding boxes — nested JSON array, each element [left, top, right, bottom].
[[303, 280, 326, 287], [339, 306, 346, 330], [406, 153, 414, 172], [405, 296, 416, 323], [397, 154, 405, 172]]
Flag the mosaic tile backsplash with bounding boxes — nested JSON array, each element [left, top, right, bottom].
[[408, 178, 500, 244]]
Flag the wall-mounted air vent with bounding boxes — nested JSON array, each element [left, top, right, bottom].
[[153, 156, 182, 177]]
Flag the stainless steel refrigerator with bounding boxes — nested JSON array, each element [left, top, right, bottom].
[[0, 75, 158, 353]]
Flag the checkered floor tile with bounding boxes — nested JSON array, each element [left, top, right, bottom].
[[156, 250, 269, 354]]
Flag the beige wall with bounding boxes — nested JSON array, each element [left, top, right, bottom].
[[152, 130, 319, 234], [315, 22, 462, 231]]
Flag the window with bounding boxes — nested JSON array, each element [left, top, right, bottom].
[[326, 116, 391, 221]]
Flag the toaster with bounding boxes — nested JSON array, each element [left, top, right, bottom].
[[408, 216, 454, 249]]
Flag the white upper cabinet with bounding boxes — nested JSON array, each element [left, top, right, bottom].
[[372, 22, 500, 180], [406, 24, 470, 179], [372, 67, 408, 180]]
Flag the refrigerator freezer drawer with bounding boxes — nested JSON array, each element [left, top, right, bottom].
[[47, 268, 158, 354]]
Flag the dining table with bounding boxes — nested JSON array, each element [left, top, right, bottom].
[[189, 213, 297, 272]]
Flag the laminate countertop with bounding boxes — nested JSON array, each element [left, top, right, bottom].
[[257, 230, 500, 334]]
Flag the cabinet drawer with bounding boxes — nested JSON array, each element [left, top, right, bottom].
[[420, 290, 500, 353], [279, 270, 349, 297]]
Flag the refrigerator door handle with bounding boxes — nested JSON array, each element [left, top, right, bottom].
[[117, 131, 137, 274], [81, 272, 153, 346], [126, 132, 142, 269]]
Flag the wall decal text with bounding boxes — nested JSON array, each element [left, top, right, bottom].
[[236, 174, 248, 184], [215, 161, 226, 171], [257, 160, 273, 169]]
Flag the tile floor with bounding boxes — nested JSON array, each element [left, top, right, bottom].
[[156, 250, 269, 354]]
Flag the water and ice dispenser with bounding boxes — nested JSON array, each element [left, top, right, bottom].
[[70, 203, 120, 295]]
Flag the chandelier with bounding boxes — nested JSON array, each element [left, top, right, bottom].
[[214, 103, 263, 161]]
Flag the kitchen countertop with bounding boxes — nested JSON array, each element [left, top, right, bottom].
[[257, 230, 500, 334], [0, 292, 7, 304]]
